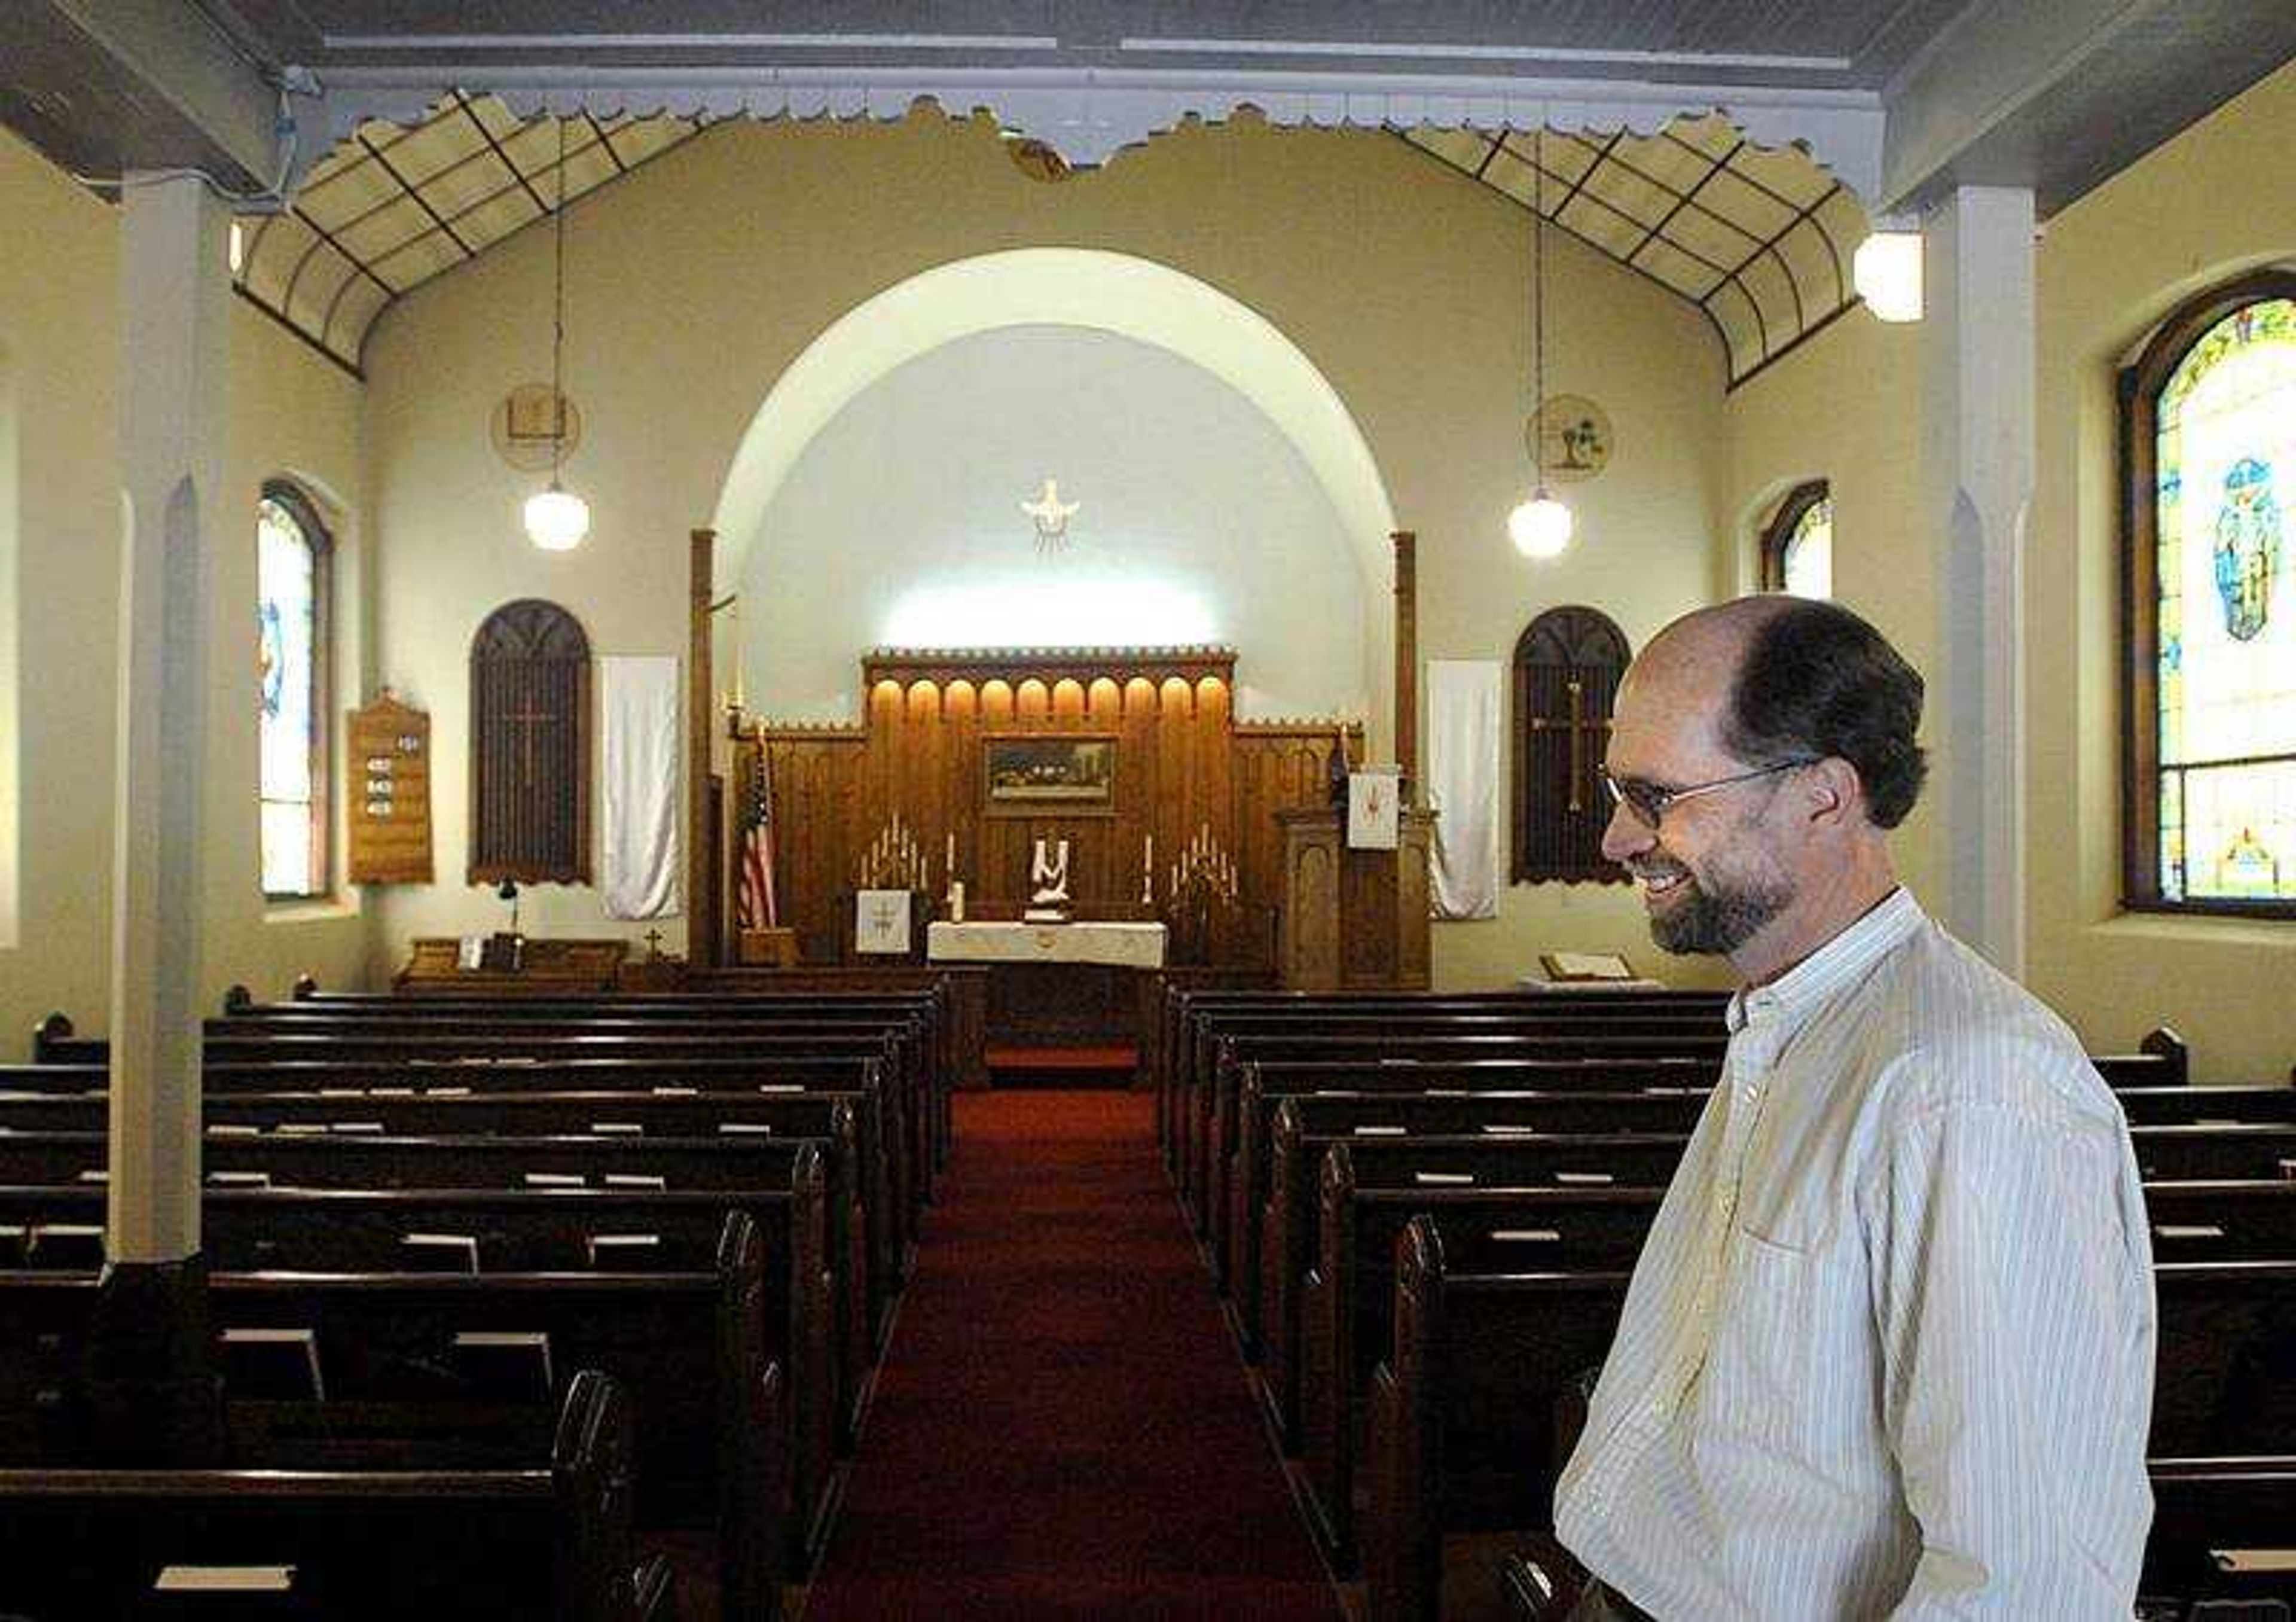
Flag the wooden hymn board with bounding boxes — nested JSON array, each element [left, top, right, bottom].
[[346, 693, 434, 884]]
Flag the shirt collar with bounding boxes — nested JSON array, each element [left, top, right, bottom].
[[1724, 887, 1924, 1036]]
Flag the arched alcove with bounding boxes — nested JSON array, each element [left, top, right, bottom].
[[709, 248, 1398, 727]]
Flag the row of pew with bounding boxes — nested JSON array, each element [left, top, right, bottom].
[[0, 977, 962, 1621], [1158, 986, 2296, 1622]]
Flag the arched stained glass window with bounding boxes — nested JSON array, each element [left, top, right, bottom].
[[2123, 272, 2296, 915], [1760, 480, 1832, 600], [258, 484, 329, 899]]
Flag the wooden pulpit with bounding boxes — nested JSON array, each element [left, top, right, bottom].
[[1274, 807, 1433, 990]]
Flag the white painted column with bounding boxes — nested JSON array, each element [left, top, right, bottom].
[[1921, 185, 2035, 977], [109, 174, 229, 1263]]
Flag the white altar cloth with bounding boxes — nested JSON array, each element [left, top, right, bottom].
[[927, 920, 1168, 969]]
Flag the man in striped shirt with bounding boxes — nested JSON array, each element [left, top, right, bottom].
[[1553, 597, 2155, 1620]]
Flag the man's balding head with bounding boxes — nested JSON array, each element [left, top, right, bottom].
[[1631, 596, 1928, 830]]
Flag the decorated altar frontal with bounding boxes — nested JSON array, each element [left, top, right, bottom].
[[927, 920, 1168, 969]]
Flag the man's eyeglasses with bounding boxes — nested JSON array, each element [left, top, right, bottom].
[[1598, 758, 1821, 831]]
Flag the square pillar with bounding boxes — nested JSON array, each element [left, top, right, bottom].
[[1921, 186, 2035, 976]]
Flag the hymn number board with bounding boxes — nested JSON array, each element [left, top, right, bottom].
[[346, 693, 434, 885]]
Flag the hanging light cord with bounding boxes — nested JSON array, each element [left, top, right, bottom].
[[549, 118, 569, 483], [1531, 129, 1546, 490]]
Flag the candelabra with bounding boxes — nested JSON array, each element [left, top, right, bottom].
[[857, 813, 927, 891], [1168, 822, 1239, 907]]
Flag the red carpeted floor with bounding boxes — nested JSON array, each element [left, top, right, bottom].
[[802, 1089, 1342, 1621]]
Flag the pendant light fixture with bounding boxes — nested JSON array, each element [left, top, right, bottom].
[[1509, 132, 1574, 560], [523, 117, 590, 552]]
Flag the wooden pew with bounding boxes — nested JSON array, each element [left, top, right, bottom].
[[36, 1010, 941, 1215], [0, 1173, 842, 1568], [0, 1086, 897, 1423], [1157, 986, 1727, 1176], [213, 992, 955, 1184], [1228, 1065, 1715, 1331], [1250, 1100, 2296, 1396], [0, 1120, 880, 1460], [1369, 1224, 2296, 1622], [2, 1051, 918, 1292], [1305, 1154, 2296, 1569], [0, 1368, 671, 1622], [0, 1212, 782, 1621], [277, 974, 969, 1155], [1185, 1021, 1731, 1231]]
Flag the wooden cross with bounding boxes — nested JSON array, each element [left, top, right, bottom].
[[503, 702, 555, 785], [643, 929, 663, 960]]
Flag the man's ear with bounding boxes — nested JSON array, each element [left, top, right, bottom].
[[1802, 758, 1862, 829]]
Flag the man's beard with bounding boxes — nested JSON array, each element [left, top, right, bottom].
[[1640, 860, 1794, 957]]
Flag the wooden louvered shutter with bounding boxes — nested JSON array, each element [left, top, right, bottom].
[[469, 599, 591, 885], [1512, 606, 1632, 885]]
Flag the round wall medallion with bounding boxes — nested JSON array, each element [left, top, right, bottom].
[[1527, 395, 1614, 484], [491, 383, 582, 474]]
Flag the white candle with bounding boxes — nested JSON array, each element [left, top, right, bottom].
[[1144, 832, 1154, 869]]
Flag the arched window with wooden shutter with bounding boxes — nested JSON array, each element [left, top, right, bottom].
[[1512, 606, 1632, 885], [469, 599, 591, 885]]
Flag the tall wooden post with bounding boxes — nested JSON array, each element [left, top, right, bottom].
[[1393, 530, 1418, 807], [688, 529, 719, 967]]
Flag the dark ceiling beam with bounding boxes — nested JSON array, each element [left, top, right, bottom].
[[1879, 0, 2296, 216], [2, 0, 289, 191]]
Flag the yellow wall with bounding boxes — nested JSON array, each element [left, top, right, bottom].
[[362, 112, 1731, 988], [1721, 313, 1937, 907], [0, 126, 372, 1044], [2025, 60, 2296, 1082], [1723, 59, 2296, 1080]]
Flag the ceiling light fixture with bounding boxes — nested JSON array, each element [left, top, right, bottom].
[[523, 118, 590, 552], [1509, 132, 1573, 560], [1854, 218, 1924, 323]]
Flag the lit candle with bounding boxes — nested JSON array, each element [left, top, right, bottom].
[[947, 832, 957, 877], [1144, 832, 1154, 870]]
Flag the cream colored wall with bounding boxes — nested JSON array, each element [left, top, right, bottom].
[[742, 324, 1370, 724], [1720, 59, 2296, 1080], [2025, 60, 2296, 1082], [1721, 315, 1938, 909], [0, 127, 373, 1044], [363, 112, 1730, 987]]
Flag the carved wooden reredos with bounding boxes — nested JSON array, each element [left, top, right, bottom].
[[744, 646, 1359, 965]]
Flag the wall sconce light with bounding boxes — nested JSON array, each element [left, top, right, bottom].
[[1854, 221, 1924, 323]]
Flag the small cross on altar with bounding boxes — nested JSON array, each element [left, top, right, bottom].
[[643, 929, 664, 961]]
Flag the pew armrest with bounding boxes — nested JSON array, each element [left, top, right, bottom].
[[1498, 1550, 1584, 1622], [632, 1553, 676, 1622]]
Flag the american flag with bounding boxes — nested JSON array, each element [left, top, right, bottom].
[[737, 739, 778, 931]]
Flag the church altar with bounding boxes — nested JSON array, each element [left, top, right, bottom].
[[926, 920, 1168, 969]]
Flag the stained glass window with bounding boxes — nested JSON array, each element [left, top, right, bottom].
[[1760, 480, 1831, 600], [2126, 278, 2296, 914], [258, 485, 329, 898]]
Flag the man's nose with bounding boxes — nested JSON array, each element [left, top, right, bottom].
[[1600, 797, 1654, 865]]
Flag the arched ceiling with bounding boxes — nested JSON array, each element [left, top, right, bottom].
[[233, 96, 1864, 385]]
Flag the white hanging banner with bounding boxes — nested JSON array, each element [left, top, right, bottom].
[[599, 655, 682, 919], [1427, 659, 1503, 920]]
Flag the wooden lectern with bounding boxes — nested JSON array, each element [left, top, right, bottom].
[[1274, 808, 1434, 990]]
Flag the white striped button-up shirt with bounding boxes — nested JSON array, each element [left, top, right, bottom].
[[1554, 889, 2156, 1620]]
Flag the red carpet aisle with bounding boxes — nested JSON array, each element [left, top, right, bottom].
[[804, 1089, 1343, 1621]]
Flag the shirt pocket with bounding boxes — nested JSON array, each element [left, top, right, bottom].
[[1705, 1225, 1817, 1440]]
